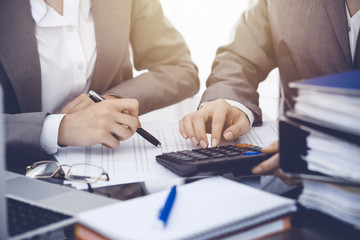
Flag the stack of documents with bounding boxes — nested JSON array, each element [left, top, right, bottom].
[[299, 180, 360, 228], [302, 131, 360, 183], [289, 69, 360, 135], [284, 70, 360, 228], [292, 89, 360, 134], [76, 177, 296, 240]]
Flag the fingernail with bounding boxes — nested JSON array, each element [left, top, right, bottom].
[[211, 138, 217, 147], [200, 140, 207, 149], [224, 132, 233, 141], [252, 166, 262, 174], [191, 137, 198, 146], [181, 132, 188, 139]]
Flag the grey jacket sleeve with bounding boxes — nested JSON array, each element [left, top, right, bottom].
[[5, 112, 51, 163], [200, 0, 276, 126]]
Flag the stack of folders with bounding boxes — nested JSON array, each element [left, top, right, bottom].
[[75, 177, 296, 240], [280, 70, 360, 229], [288, 69, 360, 135]]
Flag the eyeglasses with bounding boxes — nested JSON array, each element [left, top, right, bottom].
[[25, 161, 109, 184]]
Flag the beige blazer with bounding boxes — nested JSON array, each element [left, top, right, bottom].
[[0, 0, 199, 165], [201, 0, 353, 126]]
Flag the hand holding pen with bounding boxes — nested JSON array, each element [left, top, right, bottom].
[[58, 93, 141, 148], [88, 90, 161, 147]]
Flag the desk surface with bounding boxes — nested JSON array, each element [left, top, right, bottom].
[[89, 95, 359, 239], [8, 96, 359, 239], [8, 159, 360, 239]]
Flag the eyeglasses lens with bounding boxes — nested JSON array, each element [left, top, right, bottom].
[[67, 164, 103, 183], [27, 162, 59, 178]]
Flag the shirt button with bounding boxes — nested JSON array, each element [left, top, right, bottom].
[[348, 26, 351, 32], [67, 26, 74, 32], [78, 63, 84, 70]]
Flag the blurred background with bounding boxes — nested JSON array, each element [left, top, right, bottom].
[[140, 0, 279, 123]]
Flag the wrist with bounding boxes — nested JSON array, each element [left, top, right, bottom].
[[102, 93, 121, 100], [58, 115, 69, 147], [40, 114, 66, 154]]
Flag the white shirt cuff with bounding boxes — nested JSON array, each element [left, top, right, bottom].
[[224, 99, 255, 126], [40, 114, 66, 154]]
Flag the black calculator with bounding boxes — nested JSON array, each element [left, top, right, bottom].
[[156, 144, 272, 177]]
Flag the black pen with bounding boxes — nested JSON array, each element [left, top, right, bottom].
[[87, 90, 161, 147]]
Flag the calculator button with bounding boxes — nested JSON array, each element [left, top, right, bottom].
[[192, 149, 203, 153], [180, 150, 195, 156], [194, 156, 209, 161], [162, 153, 176, 158], [179, 157, 195, 161], [227, 152, 239, 156], [244, 151, 259, 155], [235, 143, 254, 148]]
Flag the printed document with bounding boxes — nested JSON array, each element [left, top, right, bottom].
[[55, 121, 278, 189]]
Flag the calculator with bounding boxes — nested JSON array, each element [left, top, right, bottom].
[[156, 143, 272, 177]]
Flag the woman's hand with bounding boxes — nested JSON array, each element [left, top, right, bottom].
[[179, 99, 250, 148], [60, 93, 120, 114], [58, 98, 140, 149], [252, 141, 302, 186]]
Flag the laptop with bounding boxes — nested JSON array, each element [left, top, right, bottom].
[[0, 86, 117, 240]]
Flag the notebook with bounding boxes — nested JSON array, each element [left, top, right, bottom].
[[0, 86, 117, 240], [77, 176, 296, 240]]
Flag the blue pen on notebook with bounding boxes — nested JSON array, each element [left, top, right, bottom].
[[158, 185, 177, 227]]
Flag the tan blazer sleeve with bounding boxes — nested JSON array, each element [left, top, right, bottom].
[[107, 0, 199, 115], [201, 0, 276, 126]]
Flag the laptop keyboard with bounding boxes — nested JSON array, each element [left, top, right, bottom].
[[7, 197, 72, 237]]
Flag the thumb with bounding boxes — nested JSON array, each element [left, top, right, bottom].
[[261, 141, 279, 153], [223, 124, 246, 141], [252, 153, 279, 175], [222, 115, 250, 141]]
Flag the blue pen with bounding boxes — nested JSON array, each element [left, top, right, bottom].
[[158, 185, 177, 227]]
